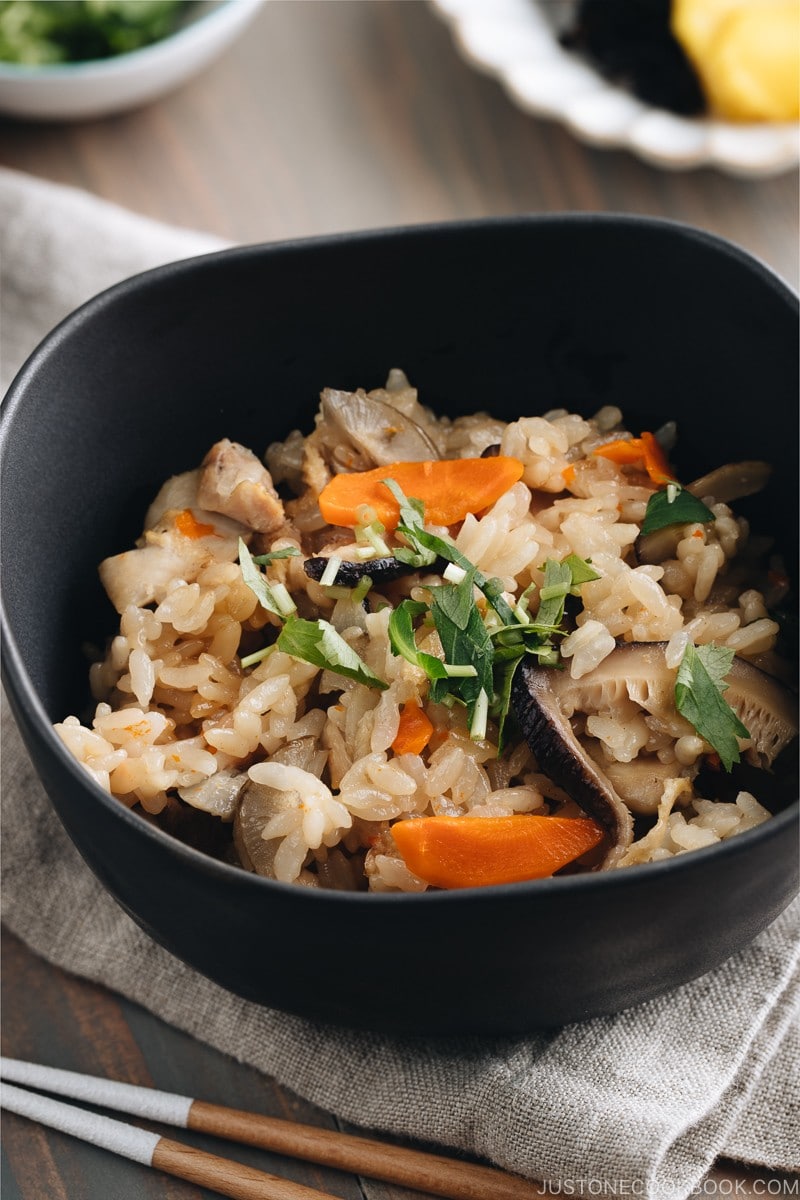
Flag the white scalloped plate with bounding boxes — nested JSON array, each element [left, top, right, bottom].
[[430, 0, 800, 177]]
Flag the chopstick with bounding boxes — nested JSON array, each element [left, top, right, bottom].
[[0, 1057, 544, 1200], [1, 1080, 338, 1200]]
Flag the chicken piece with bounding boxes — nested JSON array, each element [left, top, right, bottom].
[[198, 439, 285, 535], [99, 545, 191, 613], [99, 493, 243, 614]]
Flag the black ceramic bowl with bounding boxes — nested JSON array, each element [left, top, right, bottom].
[[2, 216, 797, 1035]]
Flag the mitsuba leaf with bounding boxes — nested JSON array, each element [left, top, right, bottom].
[[384, 479, 517, 625], [429, 574, 494, 714], [492, 646, 526, 753], [533, 560, 573, 631], [388, 600, 449, 682], [562, 553, 601, 588], [674, 642, 750, 771], [278, 618, 388, 690], [641, 487, 715, 535], [251, 547, 301, 566]]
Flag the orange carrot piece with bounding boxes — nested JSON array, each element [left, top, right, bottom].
[[593, 438, 644, 466], [593, 434, 673, 485], [175, 509, 216, 539], [640, 431, 672, 484], [562, 464, 577, 487], [318, 457, 524, 530], [391, 701, 434, 756], [391, 814, 605, 889]]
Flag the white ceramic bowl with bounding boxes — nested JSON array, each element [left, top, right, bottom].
[[430, 0, 800, 178], [0, 0, 263, 121]]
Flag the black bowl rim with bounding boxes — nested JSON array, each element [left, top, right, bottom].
[[2, 212, 798, 911]]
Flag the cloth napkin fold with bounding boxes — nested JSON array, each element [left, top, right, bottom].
[[2, 167, 798, 1198]]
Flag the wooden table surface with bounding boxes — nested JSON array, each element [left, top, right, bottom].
[[1, 3, 798, 1198]]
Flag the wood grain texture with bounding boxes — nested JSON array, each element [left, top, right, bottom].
[[152, 1136, 342, 1200], [0, 2, 796, 286], [188, 1100, 545, 1199], [1, 3, 798, 1198]]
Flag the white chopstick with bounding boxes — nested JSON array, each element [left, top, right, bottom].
[[1, 1080, 334, 1200], [0, 1057, 544, 1199]]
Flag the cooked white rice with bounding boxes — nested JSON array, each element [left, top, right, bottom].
[[55, 372, 789, 890]]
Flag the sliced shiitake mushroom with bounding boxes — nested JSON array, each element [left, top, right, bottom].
[[723, 655, 798, 769], [304, 555, 419, 588], [320, 388, 440, 467], [233, 737, 327, 878], [685, 461, 771, 505], [511, 642, 797, 867], [511, 657, 634, 867]]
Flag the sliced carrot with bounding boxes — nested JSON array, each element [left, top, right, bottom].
[[593, 439, 644, 467], [639, 431, 672, 484], [318, 457, 524, 530], [392, 700, 434, 756], [391, 814, 605, 889], [592, 433, 673, 485], [175, 508, 217, 539], [562, 464, 577, 487]]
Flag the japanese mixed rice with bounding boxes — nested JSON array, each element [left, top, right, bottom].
[[55, 372, 796, 891]]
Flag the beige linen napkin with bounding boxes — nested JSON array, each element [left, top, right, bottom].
[[2, 167, 798, 1198]]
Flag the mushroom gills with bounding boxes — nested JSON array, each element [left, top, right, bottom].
[[511, 642, 797, 868]]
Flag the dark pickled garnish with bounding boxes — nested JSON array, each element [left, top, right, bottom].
[[561, 0, 705, 116]]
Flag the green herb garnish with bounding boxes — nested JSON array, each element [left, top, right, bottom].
[[239, 539, 297, 619], [380, 481, 600, 744], [239, 540, 385, 689], [428, 570, 494, 717], [385, 479, 517, 625], [675, 642, 750, 771], [388, 599, 450, 684], [641, 486, 715, 535], [277, 618, 388, 690], [381, 479, 437, 569], [251, 547, 301, 566]]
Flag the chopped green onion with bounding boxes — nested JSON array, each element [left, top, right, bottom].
[[443, 563, 467, 585], [352, 576, 373, 603], [355, 521, 390, 557], [443, 663, 479, 678], [540, 582, 570, 603], [270, 582, 297, 618], [319, 555, 342, 587], [469, 688, 489, 741], [239, 538, 292, 620], [240, 644, 276, 669]]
